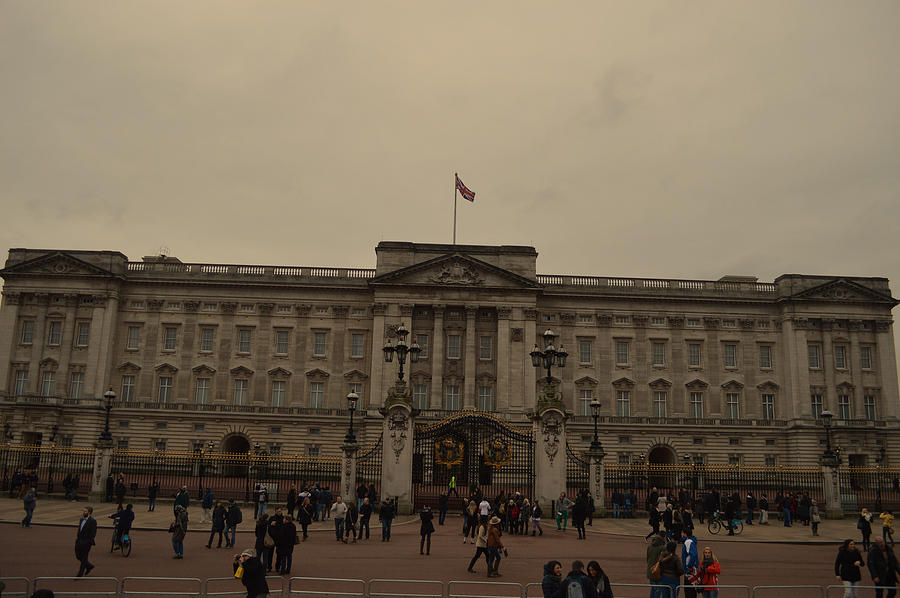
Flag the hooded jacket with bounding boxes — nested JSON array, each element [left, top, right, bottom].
[[542, 562, 562, 598]]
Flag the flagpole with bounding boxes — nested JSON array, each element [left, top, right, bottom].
[[453, 172, 458, 244]]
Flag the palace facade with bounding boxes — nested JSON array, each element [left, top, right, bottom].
[[0, 242, 897, 467]]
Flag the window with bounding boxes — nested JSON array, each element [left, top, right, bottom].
[[21, 320, 34, 344], [41, 371, 56, 396], [195, 378, 210, 404], [166, 302, 181, 310], [688, 343, 702, 367], [834, 346, 847, 369], [447, 334, 461, 359], [194, 423, 205, 431], [445, 385, 460, 410], [126, 326, 141, 350], [807, 344, 821, 369], [690, 392, 704, 418], [271, 380, 286, 407], [729, 438, 741, 446], [350, 333, 364, 358], [759, 345, 772, 369], [838, 394, 851, 419], [275, 330, 290, 355], [73, 322, 90, 347], [315, 306, 328, 314], [758, 321, 770, 329], [615, 341, 629, 365], [864, 395, 876, 421], [163, 327, 177, 350], [693, 437, 704, 445], [477, 386, 492, 411], [579, 315, 593, 323], [728, 455, 742, 465], [313, 332, 327, 356], [653, 391, 667, 417], [352, 308, 365, 316], [810, 394, 824, 419], [156, 422, 168, 430], [131, 300, 145, 309], [618, 436, 631, 443], [687, 318, 701, 327], [47, 321, 62, 346], [860, 346, 873, 369], [241, 304, 255, 312], [651, 342, 666, 366], [155, 440, 167, 451], [238, 329, 252, 353], [233, 379, 248, 405], [202, 303, 217, 311], [416, 334, 429, 358], [117, 440, 129, 450], [618, 454, 631, 464], [616, 390, 631, 417], [579, 389, 592, 416], [413, 383, 428, 410], [348, 382, 362, 403], [761, 394, 775, 419], [479, 336, 493, 360], [309, 382, 324, 408], [308, 428, 320, 435], [578, 340, 592, 364], [158, 376, 173, 403], [14, 370, 28, 396], [765, 456, 777, 467], [269, 426, 281, 434], [722, 319, 736, 328], [723, 344, 737, 368], [69, 372, 84, 398], [307, 445, 320, 457], [651, 317, 666, 326], [199, 328, 215, 352], [277, 305, 292, 313], [121, 375, 135, 402], [725, 393, 740, 419], [615, 316, 630, 324]]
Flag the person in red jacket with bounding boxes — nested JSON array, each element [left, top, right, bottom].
[[697, 546, 722, 598]]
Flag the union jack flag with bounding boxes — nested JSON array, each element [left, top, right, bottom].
[[455, 174, 476, 202]]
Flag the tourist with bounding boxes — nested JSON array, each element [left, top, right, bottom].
[[331, 495, 347, 541], [834, 538, 865, 598], [657, 541, 684, 598], [297, 497, 313, 541], [344, 501, 358, 543], [782, 494, 792, 527], [556, 492, 573, 531], [866, 537, 899, 598], [486, 516, 506, 578], [276, 515, 297, 575], [109, 504, 135, 549], [532, 500, 544, 536], [586, 561, 613, 598], [380, 497, 395, 541], [21, 486, 36, 528], [225, 499, 242, 548], [174, 486, 190, 515], [264, 509, 284, 572], [207, 501, 227, 548], [321, 486, 334, 519], [438, 493, 449, 525], [745, 491, 756, 525], [880, 511, 895, 546], [257, 486, 269, 518], [286, 484, 298, 518], [233, 548, 268, 598], [355, 483, 367, 511], [463, 498, 478, 543], [105, 474, 114, 503], [520, 498, 532, 536], [357, 497, 372, 540], [681, 528, 699, 598], [810, 500, 822, 537], [419, 504, 435, 555], [572, 492, 588, 540], [466, 520, 489, 573], [170, 504, 188, 559], [646, 504, 661, 540], [646, 530, 667, 598], [148, 479, 160, 512], [114, 476, 127, 511], [478, 495, 491, 524], [254, 514, 270, 570], [541, 561, 562, 598], [758, 494, 769, 525], [858, 509, 873, 552], [559, 560, 597, 598], [70, 475, 80, 502], [75, 506, 97, 577], [697, 547, 721, 598], [612, 489, 624, 519], [586, 491, 595, 527]]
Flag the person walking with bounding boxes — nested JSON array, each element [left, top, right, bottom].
[[572, 493, 588, 540], [558, 560, 598, 598], [114, 477, 127, 511], [835, 539, 866, 598], [276, 515, 297, 575], [697, 547, 721, 598], [556, 492, 573, 531], [646, 504, 661, 540], [867, 537, 900, 598], [297, 497, 313, 541], [448, 475, 459, 498], [586, 561, 613, 598], [419, 504, 435, 554], [264, 509, 283, 573], [170, 504, 188, 559], [380, 497, 395, 541], [207, 501, 227, 548], [286, 484, 298, 518], [681, 528, 700, 598], [257, 486, 269, 519], [542, 561, 563, 598], [646, 531, 667, 598], [438, 493, 449, 526], [148, 480, 160, 512], [532, 500, 544, 536], [330, 496, 348, 541], [859, 508, 874, 552], [233, 548, 269, 598], [75, 506, 97, 577], [174, 486, 190, 514], [358, 497, 372, 540], [486, 516, 507, 578], [21, 486, 36, 528], [466, 520, 489, 574], [758, 494, 769, 525], [344, 501, 358, 544], [225, 499, 242, 548], [745, 491, 756, 526], [810, 500, 822, 537], [254, 514, 270, 571], [880, 511, 895, 546], [201, 488, 214, 524], [657, 541, 684, 598]]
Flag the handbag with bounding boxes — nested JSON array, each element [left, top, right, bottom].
[[264, 533, 275, 548], [168, 522, 176, 533], [650, 561, 662, 581], [234, 565, 244, 580]]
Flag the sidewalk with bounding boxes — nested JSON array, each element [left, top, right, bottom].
[[0, 496, 858, 543]]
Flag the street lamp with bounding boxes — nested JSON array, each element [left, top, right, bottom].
[[99, 387, 116, 442], [530, 329, 568, 384], [589, 398, 603, 451], [820, 409, 838, 465], [382, 323, 421, 382], [47, 424, 58, 494], [198, 440, 214, 497], [345, 391, 359, 444]]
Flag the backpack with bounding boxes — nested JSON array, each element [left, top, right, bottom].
[[565, 578, 585, 598], [234, 507, 243, 524]]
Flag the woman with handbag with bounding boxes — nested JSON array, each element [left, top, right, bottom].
[[697, 547, 721, 598]]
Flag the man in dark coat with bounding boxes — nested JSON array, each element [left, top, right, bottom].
[[226, 499, 243, 548], [105, 474, 114, 503], [75, 506, 97, 577], [233, 548, 268, 598], [867, 537, 900, 598], [558, 560, 598, 598]]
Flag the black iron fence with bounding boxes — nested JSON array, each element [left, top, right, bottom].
[[1, 444, 95, 496], [840, 467, 900, 512], [565, 443, 589, 497], [355, 433, 383, 498]]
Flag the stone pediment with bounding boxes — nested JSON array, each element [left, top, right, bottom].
[[155, 362, 178, 373], [369, 253, 540, 290], [118, 361, 142, 373], [648, 378, 672, 389], [192, 364, 217, 375], [0, 251, 117, 278], [343, 369, 368, 381], [229, 366, 254, 376], [267, 367, 292, 377], [791, 279, 896, 305], [574, 376, 599, 386], [757, 380, 779, 391], [685, 379, 709, 389]]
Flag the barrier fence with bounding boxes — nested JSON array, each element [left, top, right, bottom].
[[205, 577, 285, 598], [0, 577, 31, 598], [839, 467, 900, 512], [1, 445, 95, 496]]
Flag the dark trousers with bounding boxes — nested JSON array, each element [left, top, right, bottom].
[[875, 588, 897, 598], [381, 518, 392, 540], [420, 533, 431, 554], [75, 544, 92, 577], [467, 546, 489, 571], [276, 550, 293, 574], [207, 527, 224, 547], [683, 581, 698, 598], [746, 508, 754, 524], [358, 518, 370, 539], [300, 522, 309, 539], [148, 498, 156, 511], [439, 508, 447, 525]]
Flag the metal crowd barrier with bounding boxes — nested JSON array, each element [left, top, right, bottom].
[[752, 586, 825, 598], [120, 577, 202, 598], [32, 577, 119, 598], [522, 582, 542, 598], [205, 576, 285, 598], [700, 586, 751, 597], [826, 585, 897, 597], [287, 577, 366, 598], [369, 579, 443, 598], [0, 577, 31, 598], [606, 583, 674, 598], [447, 580, 524, 598]]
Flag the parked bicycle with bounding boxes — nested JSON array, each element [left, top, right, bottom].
[[708, 510, 743, 535]]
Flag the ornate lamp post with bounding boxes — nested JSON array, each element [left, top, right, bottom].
[[345, 391, 359, 444], [99, 387, 116, 442], [2, 423, 13, 491], [198, 440, 214, 497], [47, 424, 58, 493], [382, 323, 421, 382], [530, 329, 568, 384], [821, 409, 838, 465], [589, 398, 603, 451]]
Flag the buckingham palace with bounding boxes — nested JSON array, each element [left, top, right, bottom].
[[0, 241, 897, 468]]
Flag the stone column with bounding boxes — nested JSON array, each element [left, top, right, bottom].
[[821, 458, 843, 518], [90, 439, 113, 500], [430, 305, 445, 410], [587, 446, 607, 516], [463, 306, 477, 408], [875, 321, 899, 420], [497, 307, 512, 412], [0, 291, 21, 394], [370, 304, 387, 407], [523, 308, 538, 411], [380, 381, 416, 514], [341, 441, 359, 503], [530, 386, 567, 509], [90, 293, 120, 398]]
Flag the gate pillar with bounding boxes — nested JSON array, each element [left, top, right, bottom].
[[587, 446, 607, 516], [530, 385, 568, 509], [821, 460, 843, 518], [341, 442, 359, 504], [379, 381, 416, 515], [90, 439, 113, 501]]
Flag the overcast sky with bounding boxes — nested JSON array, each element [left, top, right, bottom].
[[1, 2, 898, 286]]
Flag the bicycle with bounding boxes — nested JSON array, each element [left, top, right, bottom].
[[110, 524, 133, 557], [707, 511, 743, 535]]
